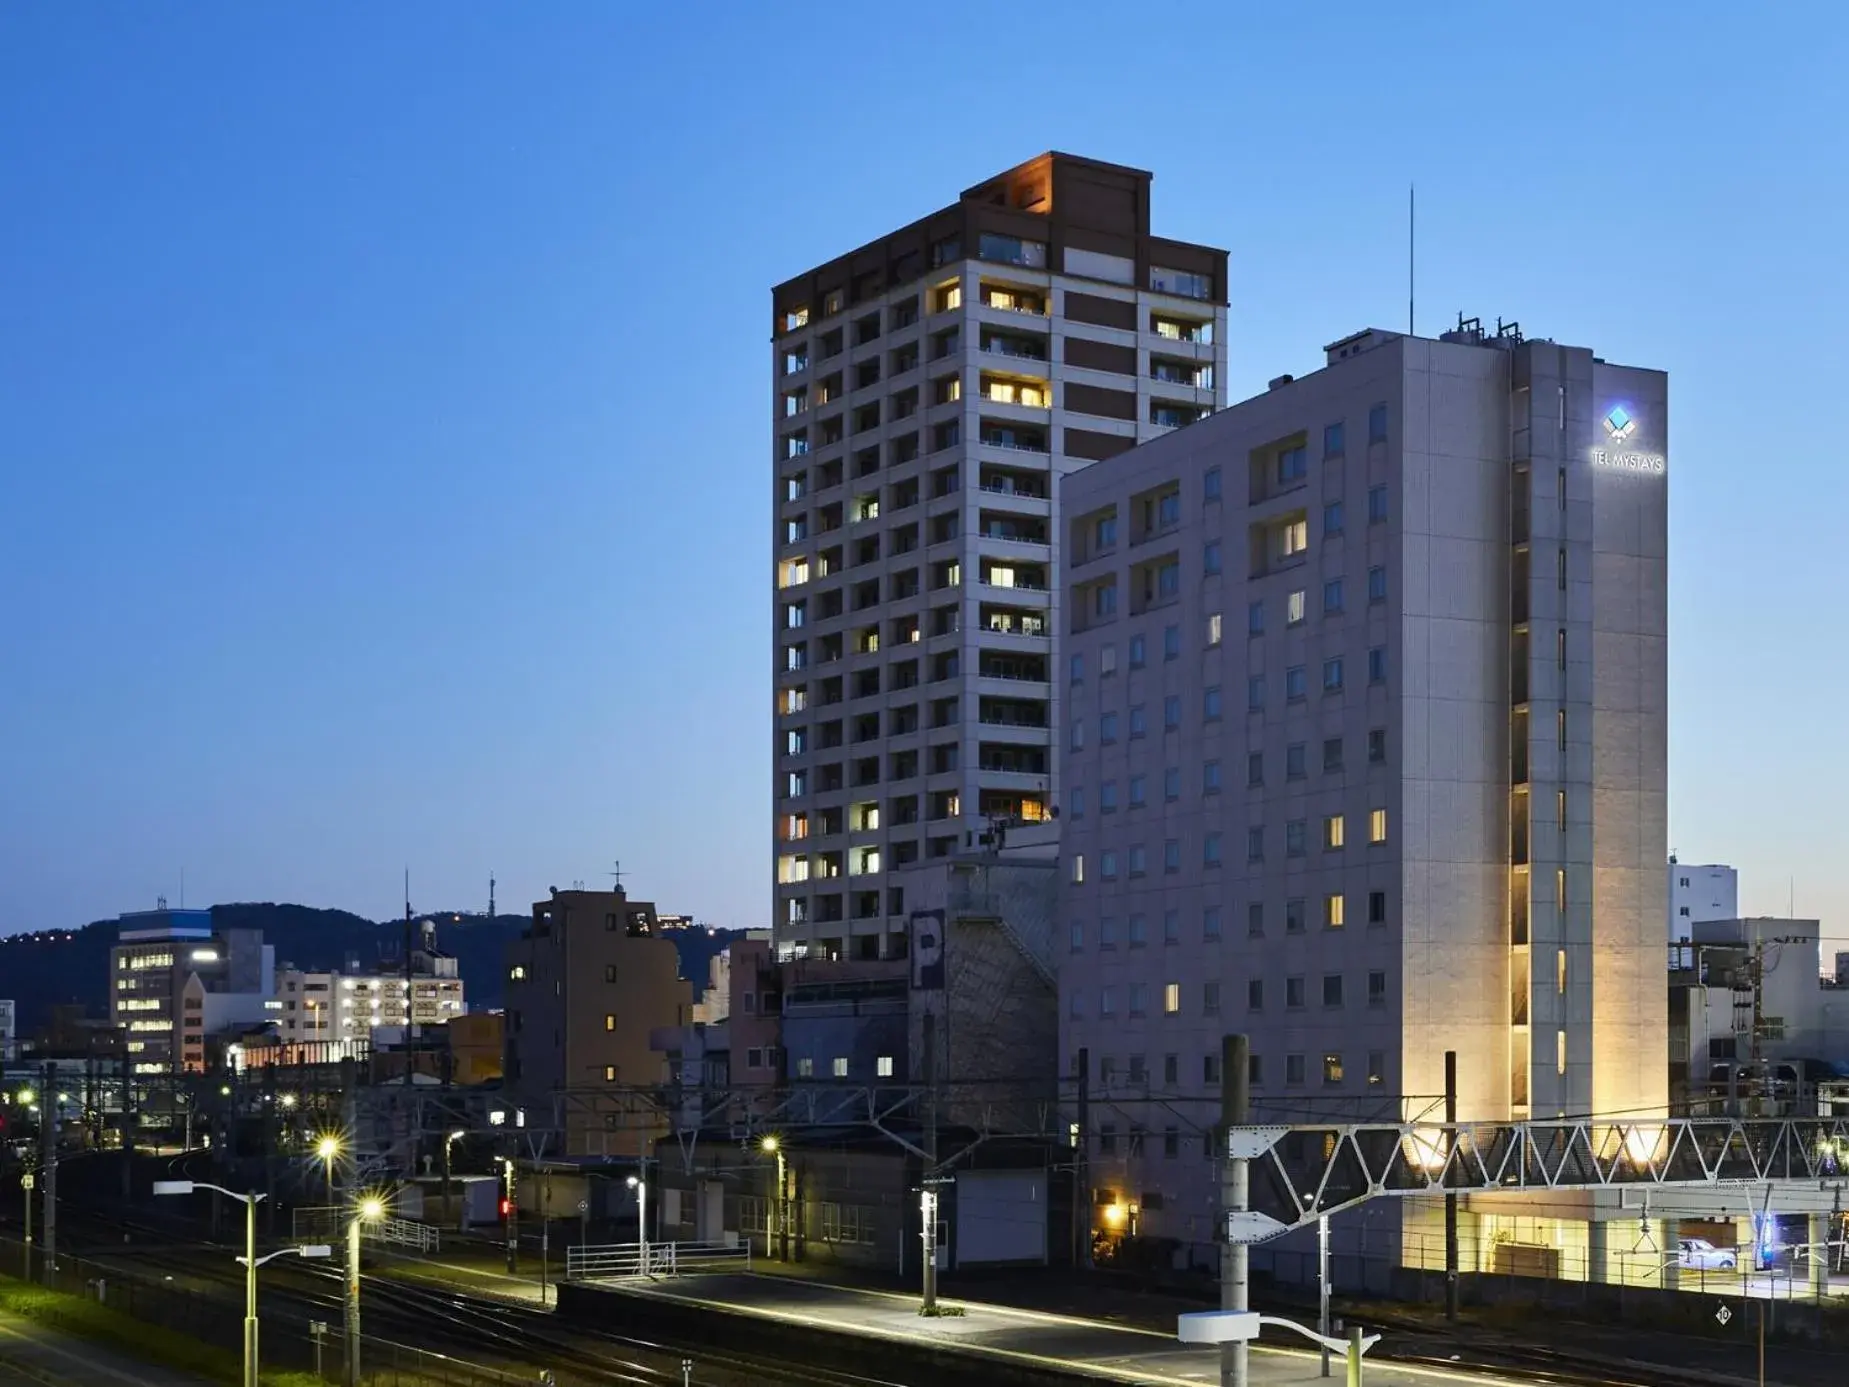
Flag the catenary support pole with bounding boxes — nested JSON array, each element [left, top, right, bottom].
[[921, 1010, 938, 1312], [1223, 1033, 1250, 1387], [1319, 1213, 1332, 1377], [1444, 1050, 1458, 1321], [1075, 1046, 1091, 1270]]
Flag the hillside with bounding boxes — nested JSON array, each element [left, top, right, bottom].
[[0, 904, 741, 1038]]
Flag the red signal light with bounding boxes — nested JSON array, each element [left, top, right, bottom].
[[498, 1197, 511, 1218]]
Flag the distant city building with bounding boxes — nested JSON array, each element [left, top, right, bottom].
[[274, 952, 464, 1046], [1669, 858, 1739, 946], [771, 151, 1230, 966], [109, 908, 273, 1074], [0, 999, 13, 1060], [1670, 916, 1849, 1108], [503, 886, 692, 1156]]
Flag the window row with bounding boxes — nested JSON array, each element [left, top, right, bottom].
[[1068, 893, 1392, 950], [1085, 1049, 1386, 1108], [1068, 815, 1390, 883], [1070, 969, 1389, 1021]]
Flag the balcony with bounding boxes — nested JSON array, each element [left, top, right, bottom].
[[980, 331, 1049, 363], [979, 375, 1050, 410], [979, 423, 1049, 454], [978, 286, 1047, 318]]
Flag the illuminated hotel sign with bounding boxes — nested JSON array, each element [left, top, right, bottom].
[[1592, 403, 1665, 474]]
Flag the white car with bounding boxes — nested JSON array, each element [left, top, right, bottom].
[[1678, 1238, 1738, 1270]]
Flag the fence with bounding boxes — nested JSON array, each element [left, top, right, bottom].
[[0, 1235, 527, 1385], [294, 1205, 443, 1254], [564, 1239, 752, 1280]]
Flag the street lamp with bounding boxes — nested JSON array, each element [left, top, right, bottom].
[[153, 1180, 330, 1387], [759, 1136, 786, 1261], [346, 1195, 386, 1387], [442, 1130, 465, 1229], [626, 1173, 648, 1275], [316, 1134, 341, 1206]]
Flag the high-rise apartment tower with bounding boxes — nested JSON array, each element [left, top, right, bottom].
[[772, 153, 1229, 961]]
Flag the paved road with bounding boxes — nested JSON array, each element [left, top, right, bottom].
[[0, 1308, 213, 1387], [596, 1272, 1561, 1386]]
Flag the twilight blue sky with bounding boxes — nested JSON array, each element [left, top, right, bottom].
[[3, 4, 1845, 947]]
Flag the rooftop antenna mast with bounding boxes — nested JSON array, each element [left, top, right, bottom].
[[489, 874, 496, 920], [609, 859, 625, 895], [1408, 183, 1416, 337]]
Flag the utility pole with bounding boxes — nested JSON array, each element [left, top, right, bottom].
[[39, 1062, 57, 1282], [1444, 1050, 1458, 1321], [1222, 1033, 1250, 1387], [345, 1212, 362, 1387]]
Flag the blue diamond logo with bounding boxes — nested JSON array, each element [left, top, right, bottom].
[[1603, 406, 1636, 441]]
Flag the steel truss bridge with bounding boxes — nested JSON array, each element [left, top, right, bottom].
[[1229, 1116, 1849, 1239]]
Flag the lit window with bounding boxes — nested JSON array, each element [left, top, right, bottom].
[[877, 1055, 894, 1078], [603, 1014, 616, 1032], [1369, 809, 1389, 844], [1325, 893, 1345, 928], [832, 1057, 849, 1078], [1281, 519, 1309, 556], [797, 1058, 814, 1077], [1206, 613, 1222, 646], [1324, 815, 1345, 850], [604, 1065, 617, 1082], [1323, 1053, 1345, 1085], [1286, 590, 1306, 625], [1556, 1030, 1567, 1076], [1072, 854, 1085, 884], [1163, 983, 1181, 1015]]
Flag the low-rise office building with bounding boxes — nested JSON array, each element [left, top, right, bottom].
[[109, 908, 273, 1074]]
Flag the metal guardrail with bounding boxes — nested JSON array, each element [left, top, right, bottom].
[[292, 1205, 442, 1254], [564, 1239, 752, 1280]]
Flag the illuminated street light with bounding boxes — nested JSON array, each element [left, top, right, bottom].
[[316, 1134, 342, 1205], [759, 1136, 787, 1261], [627, 1173, 649, 1274], [345, 1195, 387, 1386]]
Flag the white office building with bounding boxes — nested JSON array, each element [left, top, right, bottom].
[[1058, 318, 1669, 1278], [1669, 858, 1738, 946], [274, 960, 464, 1045]]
